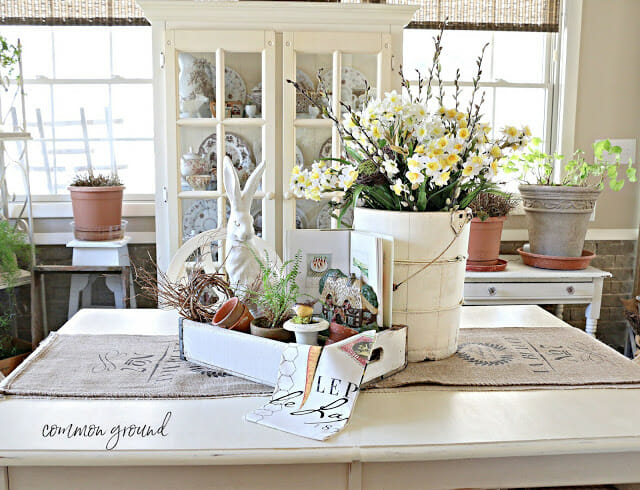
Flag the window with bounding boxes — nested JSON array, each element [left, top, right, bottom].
[[1, 26, 154, 200], [403, 28, 557, 190]]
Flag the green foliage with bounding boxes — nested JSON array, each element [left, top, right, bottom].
[[0, 220, 31, 359], [0, 220, 30, 288], [243, 249, 302, 329], [503, 138, 637, 190], [0, 35, 21, 79], [70, 171, 123, 187]]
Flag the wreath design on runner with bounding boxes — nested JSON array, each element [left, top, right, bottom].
[[457, 342, 514, 366]]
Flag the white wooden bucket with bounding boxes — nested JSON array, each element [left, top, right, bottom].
[[353, 208, 471, 362]]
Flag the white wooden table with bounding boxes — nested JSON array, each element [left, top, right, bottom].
[[465, 254, 612, 337], [2, 306, 640, 490]]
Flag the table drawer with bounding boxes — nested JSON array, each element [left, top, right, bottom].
[[464, 282, 594, 302]]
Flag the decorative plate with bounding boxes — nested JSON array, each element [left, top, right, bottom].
[[198, 132, 255, 188], [318, 137, 332, 161], [253, 140, 303, 168], [320, 66, 369, 111], [182, 200, 219, 241], [178, 53, 247, 106], [249, 69, 314, 113]]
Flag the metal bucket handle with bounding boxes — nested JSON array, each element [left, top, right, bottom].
[[392, 208, 472, 292]]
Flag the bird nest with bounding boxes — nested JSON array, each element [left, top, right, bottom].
[[135, 257, 233, 324]]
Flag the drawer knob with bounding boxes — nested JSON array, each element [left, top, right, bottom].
[[488, 287, 497, 296], [566, 286, 575, 295]]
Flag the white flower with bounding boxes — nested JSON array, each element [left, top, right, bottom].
[[382, 158, 399, 176], [433, 170, 451, 187], [391, 179, 407, 196]]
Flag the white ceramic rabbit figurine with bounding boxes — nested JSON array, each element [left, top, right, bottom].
[[223, 156, 281, 294]]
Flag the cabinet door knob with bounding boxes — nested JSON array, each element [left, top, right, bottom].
[[284, 192, 294, 200], [566, 286, 575, 294], [488, 287, 497, 296], [265, 191, 275, 200]]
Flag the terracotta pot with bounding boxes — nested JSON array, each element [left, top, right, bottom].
[[0, 338, 32, 377], [250, 318, 293, 342], [68, 186, 124, 240], [213, 297, 253, 333], [467, 216, 507, 266]]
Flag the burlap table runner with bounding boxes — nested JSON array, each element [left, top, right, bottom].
[[0, 333, 272, 399], [3, 327, 640, 399], [365, 327, 640, 391]]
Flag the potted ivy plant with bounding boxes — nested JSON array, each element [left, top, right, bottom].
[[467, 192, 518, 270], [504, 138, 636, 259], [69, 171, 125, 241], [242, 250, 302, 342], [0, 219, 32, 376]]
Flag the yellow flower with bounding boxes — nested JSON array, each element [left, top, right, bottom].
[[490, 145, 502, 159], [459, 119, 468, 129], [372, 125, 382, 139], [406, 171, 424, 185], [426, 160, 440, 172], [445, 108, 457, 119], [438, 106, 446, 116], [453, 142, 464, 152], [471, 155, 484, 165], [458, 127, 470, 139], [414, 144, 426, 155], [491, 161, 498, 174], [462, 165, 475, 177], [505, 126, 519, 138], [524, 125, 532, 137], [446, 153, 461, 165], [391, 179, 405, 196], [433, 147, 444, 156], [437, 137, 449, 149], [456, 111, 466, 121], [292, 165, 300, 175], [311, 170, 320, 180], [346, 116, 357, 129]]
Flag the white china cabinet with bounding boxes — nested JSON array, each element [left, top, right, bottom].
[[139, 1, 416, 271]]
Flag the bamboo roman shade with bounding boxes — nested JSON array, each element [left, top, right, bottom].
[[342, 0, 561, 32], [1, 0, 561, 32], [1, 0, 149, 25]]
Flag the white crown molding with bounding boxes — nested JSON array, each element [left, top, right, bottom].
[[137, 1, 417, 29]]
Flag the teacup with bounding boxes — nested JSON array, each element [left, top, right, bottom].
[[186, 174, 211, 191]]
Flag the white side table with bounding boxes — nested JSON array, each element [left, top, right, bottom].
[[66, 237, 137, 318], [464, 255, 612, 337]]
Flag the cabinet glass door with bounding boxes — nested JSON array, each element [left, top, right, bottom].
[[165, 30, 276, 264], [282, 32, 392, 240]]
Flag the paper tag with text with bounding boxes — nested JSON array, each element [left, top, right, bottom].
[[246, 331, 376, 440]]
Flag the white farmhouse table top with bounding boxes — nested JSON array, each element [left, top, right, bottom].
[[1, 306, 639, 483], [465, 254, 612, 282]]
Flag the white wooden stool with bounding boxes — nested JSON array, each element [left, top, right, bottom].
[[67, 236, 137, 318]]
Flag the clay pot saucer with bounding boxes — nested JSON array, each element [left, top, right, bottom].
[[466, 258, 508, 272], [517, 248, 596, 270]]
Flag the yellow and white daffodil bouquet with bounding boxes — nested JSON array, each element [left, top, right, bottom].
[[289, 29, 531, 223]]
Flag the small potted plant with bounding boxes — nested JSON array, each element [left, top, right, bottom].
[[0, 219, 32, 376], [466, 192, 518, 271], [69, 171, 125, 241], [503, 138, 636, 261], [242, 250, 302, 342], [283, 300, 328, 345]]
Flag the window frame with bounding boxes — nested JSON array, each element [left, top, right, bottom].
[[5, 25, 155, 212]]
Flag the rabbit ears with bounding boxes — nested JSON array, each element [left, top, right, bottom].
[[223, 155, 265, 208]]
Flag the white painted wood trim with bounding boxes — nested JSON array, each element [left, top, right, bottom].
[[556, 0, 583, 156], [138, 1, 417, 28], [501, 228, 638, 241]]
